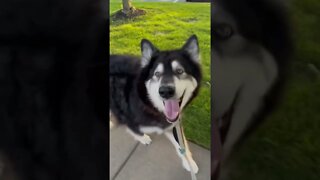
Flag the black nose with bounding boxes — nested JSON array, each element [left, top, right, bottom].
[[159, 86, 175, 99]]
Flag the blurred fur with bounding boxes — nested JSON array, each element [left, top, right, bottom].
[[212, 0, 292, 179]]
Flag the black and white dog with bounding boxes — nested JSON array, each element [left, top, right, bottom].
[[211, 0, 292, 178], [110, 35, 202, 173]]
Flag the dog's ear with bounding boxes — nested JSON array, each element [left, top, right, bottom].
[[182, 35, 200, 63], [141, 39, 157, 68]]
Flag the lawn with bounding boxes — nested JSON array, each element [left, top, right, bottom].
[[109, 1, 211, 149], [227, 0, 320, 179]]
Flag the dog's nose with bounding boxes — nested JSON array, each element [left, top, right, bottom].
[[159, 86, 175, 99]]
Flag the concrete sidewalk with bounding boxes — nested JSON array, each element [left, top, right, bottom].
[[110, 126, 210, 180]]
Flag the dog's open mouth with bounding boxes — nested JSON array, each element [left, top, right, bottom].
[[163, 99, 182, 122], [163, 91, 185, 123]]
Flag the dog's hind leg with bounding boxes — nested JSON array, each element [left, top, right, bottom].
[[126, 127, 152, 145], [165, 128, 199, 174]]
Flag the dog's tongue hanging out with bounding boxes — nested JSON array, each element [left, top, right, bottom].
[[164, 100, 180, 122]]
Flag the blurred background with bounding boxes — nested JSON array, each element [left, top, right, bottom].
[[224, 0, 320, 179]]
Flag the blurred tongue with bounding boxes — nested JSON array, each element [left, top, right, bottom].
[[164, 100, 180, 122]]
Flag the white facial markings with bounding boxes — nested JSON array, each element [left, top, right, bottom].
[[172, 61, 182, 72], [171, 60, 198, 109], [145, 63, 165, 112], [172, 61, 186, 77], [145, 61, 198, 113], [173, 76, 198, 110], [153, 63, 164, 79], [145, 79, 163, 112], [171, 61, 180, 70]]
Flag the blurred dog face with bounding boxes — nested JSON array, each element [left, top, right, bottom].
[[211, 0, 291, 178], [212, 2, 280, 119]]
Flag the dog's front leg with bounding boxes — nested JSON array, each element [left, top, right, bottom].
[[126, 127, 152, 145], [165, 128, 199, 174]]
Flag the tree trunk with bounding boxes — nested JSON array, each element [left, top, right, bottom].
[[111, 0, 145, 20], [122, 0, 133, 14]]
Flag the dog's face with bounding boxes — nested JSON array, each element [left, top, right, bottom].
[[211, 1, 291, 174], [140, 35, 201, 122]]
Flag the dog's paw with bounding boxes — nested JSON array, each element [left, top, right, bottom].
[[182, 158, 199, 174], [138, 134, 152, 145]]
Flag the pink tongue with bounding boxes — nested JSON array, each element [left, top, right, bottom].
[[164, 100, 180, 121]]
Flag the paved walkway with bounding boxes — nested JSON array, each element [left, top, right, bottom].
[[110, 126, 210, 180]]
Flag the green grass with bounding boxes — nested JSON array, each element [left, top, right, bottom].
[[110, 1, 211, 149], [227, 0, 320, 179]]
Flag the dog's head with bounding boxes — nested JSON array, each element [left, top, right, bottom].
[[211, 0, 292, 119], [139, 35, 202, 122]]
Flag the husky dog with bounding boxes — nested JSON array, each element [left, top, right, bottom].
[[110, 35, 202, 173], [211, 0, 292, 178]]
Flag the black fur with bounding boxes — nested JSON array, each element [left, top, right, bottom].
[[109, 41, 202, 135], [0, 0, 108, 179]]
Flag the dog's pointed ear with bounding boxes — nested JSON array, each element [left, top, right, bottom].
[[182, 35, 200, 63], [141, 39, 157, 68]]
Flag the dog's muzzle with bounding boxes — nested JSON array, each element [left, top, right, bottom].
[[159, 85, 175, 99]]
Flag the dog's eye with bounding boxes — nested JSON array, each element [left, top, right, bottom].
[[176, 69, 184, 75], [154, 71, 161, 77], [212, 23, 233, 40]]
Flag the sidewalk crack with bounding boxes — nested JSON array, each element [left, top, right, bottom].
[[112, 142, 140, 180]]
